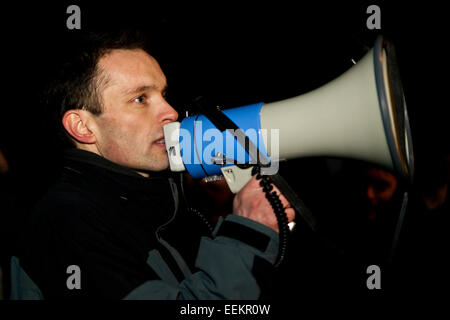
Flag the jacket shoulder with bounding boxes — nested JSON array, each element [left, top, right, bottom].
[[21, 177, 117, 252]]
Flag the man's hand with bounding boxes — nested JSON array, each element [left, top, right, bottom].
[[233, 175, 295, 232]]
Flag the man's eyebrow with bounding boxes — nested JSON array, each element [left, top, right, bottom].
[[123, 84, 168, 96]]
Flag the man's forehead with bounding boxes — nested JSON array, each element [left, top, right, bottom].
[[98, 48, 167, 91], [99, 48, 156, 67]]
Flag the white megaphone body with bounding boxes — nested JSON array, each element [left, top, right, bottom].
[[163, 36, 414, 193]]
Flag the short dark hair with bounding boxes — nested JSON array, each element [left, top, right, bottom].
[[43, 29, 151, 147]]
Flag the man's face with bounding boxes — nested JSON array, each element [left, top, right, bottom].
[[91, 49, 178, 175]]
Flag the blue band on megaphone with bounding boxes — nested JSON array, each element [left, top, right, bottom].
[[180, 102, 269, 178]]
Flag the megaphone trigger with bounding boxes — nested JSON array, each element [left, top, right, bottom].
[[220, 165, 254, 194]]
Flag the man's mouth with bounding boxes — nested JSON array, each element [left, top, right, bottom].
[[154, 137, 165, 147]]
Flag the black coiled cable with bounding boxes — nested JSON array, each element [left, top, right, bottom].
[[186, 206, 214, 236], [252, 166, 290, 268]]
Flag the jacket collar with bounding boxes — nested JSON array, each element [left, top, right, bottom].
[[63, 148, 170, 180], [61, 148, 177, 200], [61, 148, 179, 227]]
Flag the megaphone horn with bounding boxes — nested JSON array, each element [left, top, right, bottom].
[[163, 35, 414, 190]]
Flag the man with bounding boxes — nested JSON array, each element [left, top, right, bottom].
[[10, 30, 294, 299]]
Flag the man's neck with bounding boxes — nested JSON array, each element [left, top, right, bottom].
[[74, 144, 150, 178]]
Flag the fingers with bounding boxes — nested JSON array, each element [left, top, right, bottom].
[[284, 207, 296, 223]]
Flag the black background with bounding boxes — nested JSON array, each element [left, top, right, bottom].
[[0, 0, 448, 303], [1, 1, 448, 174], [1, 1, 448, 189]]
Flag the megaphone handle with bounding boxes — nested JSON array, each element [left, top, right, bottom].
[[269, 173, 319, 233], [252, 168, 289, 268], [250, 166, 321, 267], [193, 97, 318, 266]]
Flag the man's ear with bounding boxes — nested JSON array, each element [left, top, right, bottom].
[[62, 109, 97, 144]]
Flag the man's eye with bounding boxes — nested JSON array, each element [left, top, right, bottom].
[[133, 95, 147, 104]]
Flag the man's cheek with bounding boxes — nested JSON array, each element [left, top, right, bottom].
[[102, 140, 128, 163], [100, 128, 136, 161]]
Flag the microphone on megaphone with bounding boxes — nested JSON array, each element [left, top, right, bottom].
[[163, 35, 414, 265]]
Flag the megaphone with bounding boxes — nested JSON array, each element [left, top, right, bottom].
[[163, 36, 414, 193]]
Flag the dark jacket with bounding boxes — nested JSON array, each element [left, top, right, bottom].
[[10, 148, 279, 299]]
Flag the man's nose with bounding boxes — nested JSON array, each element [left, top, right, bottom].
[[161, 102, 179, 124]]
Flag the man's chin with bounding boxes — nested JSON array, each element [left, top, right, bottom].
[[141, 159, 170, 173], [136, 165, 169, 178]]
